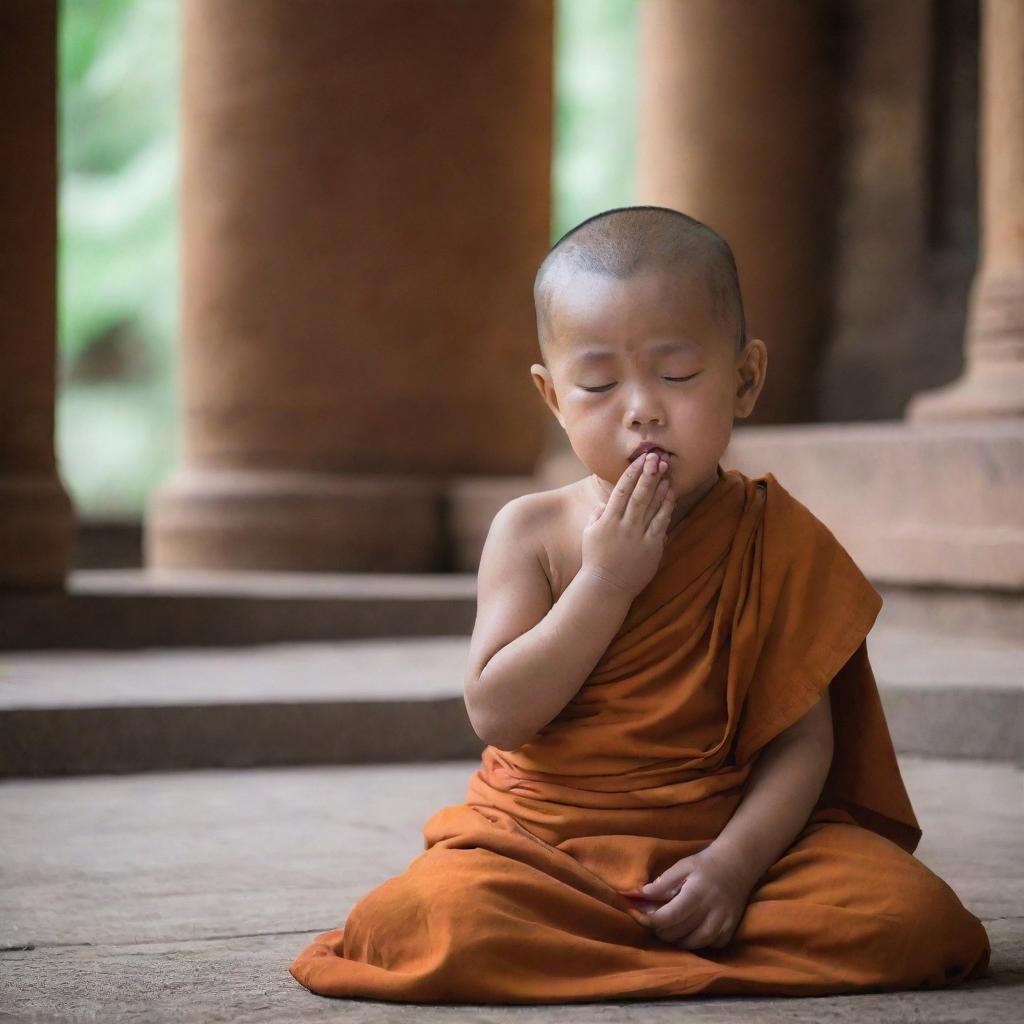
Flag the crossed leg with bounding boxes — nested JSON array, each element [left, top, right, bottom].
[[290, 807, 991, 1004]]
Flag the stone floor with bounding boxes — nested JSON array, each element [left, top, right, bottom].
[[1, 756, 1021, 1022]]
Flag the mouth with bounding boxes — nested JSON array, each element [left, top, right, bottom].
[[629, 442, 673, 462]]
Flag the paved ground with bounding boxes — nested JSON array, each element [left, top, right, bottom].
[[1, 756, 1021, 1022]]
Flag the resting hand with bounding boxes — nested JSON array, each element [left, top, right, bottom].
[[617, 846, 755, 951]]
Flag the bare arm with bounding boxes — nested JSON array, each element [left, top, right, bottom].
[[706, 692, 835, 889], [463, 497, 635, 752], [473, 566, 634, 751], [465, 455, 674, 751]]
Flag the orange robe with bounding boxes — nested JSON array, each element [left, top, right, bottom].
[[289, 466, 991, 1004]]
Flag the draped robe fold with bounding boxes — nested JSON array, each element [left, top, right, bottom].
[[289, 467, 991, 1004]]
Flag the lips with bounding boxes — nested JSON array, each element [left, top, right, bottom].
[[629, 442, 672, 461]]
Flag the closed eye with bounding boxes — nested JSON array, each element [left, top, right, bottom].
[[579, 373, 700, 394]]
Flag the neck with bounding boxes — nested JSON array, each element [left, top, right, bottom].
[[665, 465, 723, 535]]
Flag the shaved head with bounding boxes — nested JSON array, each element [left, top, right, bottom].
[[534, 206, 747, 363]]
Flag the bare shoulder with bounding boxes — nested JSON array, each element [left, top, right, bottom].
[[463, 482, 582, 699], [473, 487, 561, 598], [500, 480, 587, 599]]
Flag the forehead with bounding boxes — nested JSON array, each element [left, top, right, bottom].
[[546, 266, 720, 365]]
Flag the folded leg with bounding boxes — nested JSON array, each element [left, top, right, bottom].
[[289, 802, 726, 1004], [693, 818, 992, 997], [289, 807, 991, 1004]]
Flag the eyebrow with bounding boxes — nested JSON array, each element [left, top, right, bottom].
[[570, 339, 702, 367]]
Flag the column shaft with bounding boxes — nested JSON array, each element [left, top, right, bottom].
[[0, 0, 75, 591], [907, 0, 1024, 420], [148, 0, 553, 571], [636, 0, 840, 423]]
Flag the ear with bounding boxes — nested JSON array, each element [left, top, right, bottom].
[[733, 339, 767, 419], [530, 363, 566, 429]]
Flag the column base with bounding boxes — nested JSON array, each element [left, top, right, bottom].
[[0, 474, 75, 591], [146, 468, 447, 572], [721, 419, 1023, 589], [905, 359, 1024, 421]]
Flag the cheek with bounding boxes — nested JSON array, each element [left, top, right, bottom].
[[564, 403, 610, 440], [566, 421, 622, 473], [689, 407, 735, 460], [662, 402, 732, 463]]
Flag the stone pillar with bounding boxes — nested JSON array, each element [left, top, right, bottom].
[[817, 0, 942, 423], [636, 0, 840, 424], [0, 0, 75, 591], [907, 0, 1024, 421], [147, 0, 552, 572]]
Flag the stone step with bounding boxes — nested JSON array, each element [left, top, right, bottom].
[[0, 757, 1019, 1021], [5, 568, 1021, 651], [1, 624, 1020, 776], [0, 569, 478, 650]]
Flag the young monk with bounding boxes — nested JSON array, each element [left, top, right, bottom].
[[289, 205, 992, 1004]]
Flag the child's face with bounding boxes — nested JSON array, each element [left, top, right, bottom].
[[531, 267, 766, 502]]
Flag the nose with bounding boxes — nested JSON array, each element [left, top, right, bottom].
[[624, 381, 666, 427]]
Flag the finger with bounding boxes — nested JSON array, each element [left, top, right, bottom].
[[642, 860, 692, 898], [662, 917, 712, 947], [642, 874, 683, 899], [642, 478, 671, 529], [646, 488, 675, 536], [621, 890, 673, 906], [605, 455, 649, 519], [623, 453, 665, 524], [614, 888, 663, 905], [630, 899, 666, 914], [646, 885, 699, 931], [665, 906, 722, 946], [675, 915, 722, 951]]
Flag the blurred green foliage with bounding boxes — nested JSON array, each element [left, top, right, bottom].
[[57, 0, 180, 516], [57, 0, 634, 517], [553, 0, 638, 242]]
